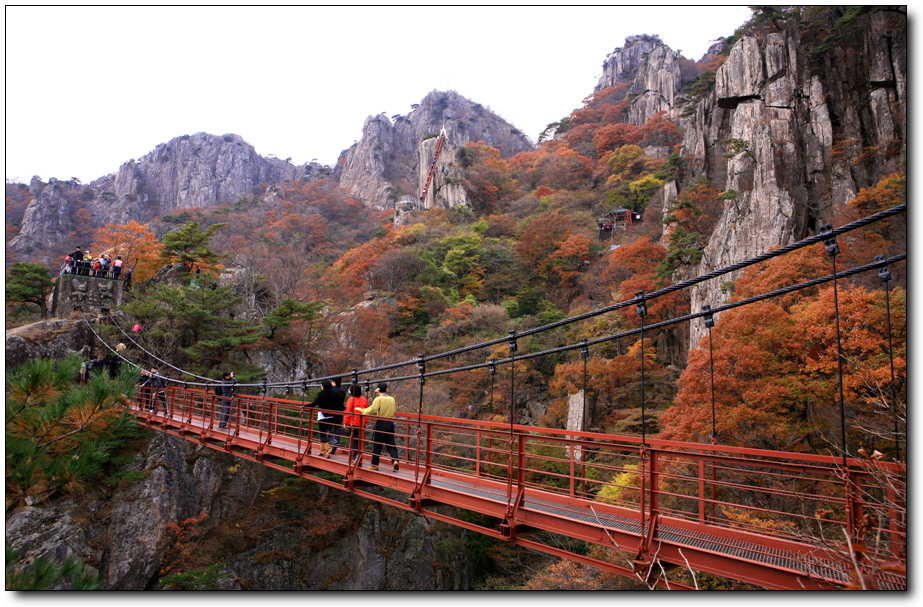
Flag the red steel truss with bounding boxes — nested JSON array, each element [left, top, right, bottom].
[[133, 386, 906, 590]]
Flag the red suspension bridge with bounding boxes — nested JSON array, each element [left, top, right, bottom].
[[129, 386, 905, 590], [86, 204, 906, 590]]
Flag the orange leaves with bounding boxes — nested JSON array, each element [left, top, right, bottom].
[[848, 171, 906, 213], [514, 211, 574, 281], [794, 284, 906, 403], [659, 277, 906, 452], [603, 236, 661, 284], [331, 230, 396, 300], [699, 54, 727, 72], [593, 123, 643, 158], [92, 220, 164, 281], [550, 355, 641, 407], [732, 243, 829, 306], [550, 234, 593, 291], [509, 141, 593, 190], [461, 141, 513, 211], [638, 111, 682, 147], [325, 306, 393, 373]]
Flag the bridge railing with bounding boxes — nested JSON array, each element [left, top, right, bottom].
[[138, 385, 905, 567]]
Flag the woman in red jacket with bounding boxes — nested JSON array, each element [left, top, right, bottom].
[[344, 384, 367, 462]]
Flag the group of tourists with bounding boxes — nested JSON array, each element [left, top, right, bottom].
[[63, 245, 127, 280], [308, 378, 401, 471], [132, 364, 402, 472]]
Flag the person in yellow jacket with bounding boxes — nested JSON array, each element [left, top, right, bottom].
[[359, 383, 400, 471]]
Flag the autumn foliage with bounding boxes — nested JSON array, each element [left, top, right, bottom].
[[659, 244, 906, 454], [93, 220, 164, 281]]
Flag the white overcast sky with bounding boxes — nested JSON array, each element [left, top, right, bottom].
[[5, 5, 755, 184]]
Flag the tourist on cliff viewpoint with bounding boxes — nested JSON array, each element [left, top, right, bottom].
[[72, 246, 85, 275], [359, 383, 400, 472]]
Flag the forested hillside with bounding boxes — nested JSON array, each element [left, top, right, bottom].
[[6, 6, 906, 590]]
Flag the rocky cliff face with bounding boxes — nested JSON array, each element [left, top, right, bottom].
[[335, 90, 533, 207], [5, 318, 95, 368], [416, 135, 470, 211], [596, 34, 689, 126], [595, 10, 906, 347], [9, 133, 327, 263], [5, 432, 471, 590], [10, 91, 530, 262]]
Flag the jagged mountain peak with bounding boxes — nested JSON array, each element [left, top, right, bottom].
[[335, 89, 534, 208], [8, 131, 326, 264]]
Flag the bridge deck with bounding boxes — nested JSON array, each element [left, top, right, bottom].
[[133, 392, 906, 591]]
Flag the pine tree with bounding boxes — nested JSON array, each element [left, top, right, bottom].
[[6, 261, 54, 319], [121, 272, 265, 380], [6, 545, 101, 590], [159, 221, 226, 270], [5, 355, 139, 507]]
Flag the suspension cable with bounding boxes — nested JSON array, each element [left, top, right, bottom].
[[81, 207, 905, 392], [77, 311, 154, 376], [411, 204, 906, 368], [221, 205, 907, 390], [106, 312, 220, 383], [381, 253, 907, 388]]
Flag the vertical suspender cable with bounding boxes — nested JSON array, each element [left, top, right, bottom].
[[580, 338, 589, 497], [488, 359, 496, 418], [875, 255, 900, 461], [703, 305, 718, 522], [506, 330, 518, 509], [580, 338, 589, 433], [821, 225, 848, 468], [415, 355, 425, 484], [635, 291, 648, 446], [703, 305, 717, 443], [261, 378, 268, 431]]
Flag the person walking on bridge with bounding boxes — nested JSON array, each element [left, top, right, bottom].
[[329, 377, 347, 456], [217, 371, 237, 429], [140, 368, 167, 413], [359, 383, 400, 472], [344, 383, 367, 462], [309, 380, 339, 458], [149, 368, 168, 414]]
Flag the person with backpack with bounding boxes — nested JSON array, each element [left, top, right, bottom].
[[217, 371, 237, 428], [309, 380, 340, 458]]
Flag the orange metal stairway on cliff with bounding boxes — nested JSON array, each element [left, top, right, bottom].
[[419, 127, 447, 206]]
